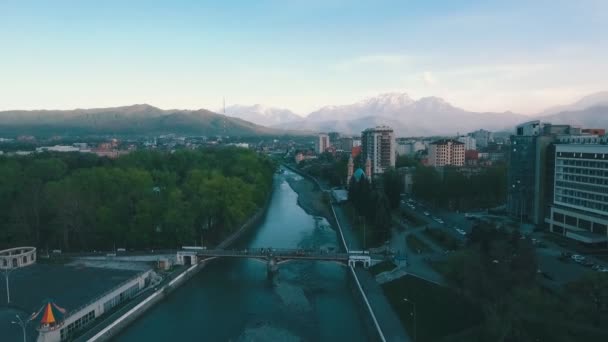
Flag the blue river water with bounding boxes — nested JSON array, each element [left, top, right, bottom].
[[113, 171, 369, 341]]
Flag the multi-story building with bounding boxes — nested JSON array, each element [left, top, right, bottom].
[[507, 121, 582, 224], [338, 137, 354, 152], [328, 132, 340, 144], [396, 141, 414, 156], [427, 139, 465, 167], [315, 133, 330, 154], [468, 129, 493, 148], [361, 126, 396, 176], [457, 135, 477, 151], [545, 144, 608, 244]]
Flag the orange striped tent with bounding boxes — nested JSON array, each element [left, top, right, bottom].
[[31, 300, 67, 327]]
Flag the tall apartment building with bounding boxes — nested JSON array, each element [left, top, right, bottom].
[[361, 126, 395, 176], [428, 139, 465, 167], [545, 143, 608, 244], [468, 129, 493, 148], [315, 133, 330, 154], [507, 121, 582, 225], [457, 135, 477, 151], [338, 137, 354, 152]]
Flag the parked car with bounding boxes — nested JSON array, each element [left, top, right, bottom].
[[423, 211, 430, 216], [582, 260, 595, 267]]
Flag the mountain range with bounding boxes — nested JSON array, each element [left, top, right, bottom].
[[0, 104, 297, 137], [1, 92, 606, 138], [223, 104, 302, 127], [224, 92, 608, 136]]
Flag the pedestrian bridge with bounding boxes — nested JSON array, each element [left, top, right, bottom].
[[177, 248, 378, 272]]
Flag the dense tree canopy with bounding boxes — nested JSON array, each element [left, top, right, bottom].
[[413, 164, 507, 209], [0, 148, 275, 251]]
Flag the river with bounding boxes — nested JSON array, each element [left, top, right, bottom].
[[113, 170, 369, 341]]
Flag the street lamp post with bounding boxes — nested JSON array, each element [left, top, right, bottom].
[[403, 298, 417, 342], [3, 268, 13, 304], [11, 314, 30, 342]]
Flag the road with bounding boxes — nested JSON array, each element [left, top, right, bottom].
[[398, 195, 608, 287]]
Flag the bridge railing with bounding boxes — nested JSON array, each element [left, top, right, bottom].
[[196, 248, 352, 259]]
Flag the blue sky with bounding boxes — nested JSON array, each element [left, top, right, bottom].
[[1, 0, 606, 114]]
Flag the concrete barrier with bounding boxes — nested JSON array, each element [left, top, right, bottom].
[[85, 262, 205, 342]]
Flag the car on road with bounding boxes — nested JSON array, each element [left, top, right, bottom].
[[571, 254, 585, 263], [454, 228, 467, 235]]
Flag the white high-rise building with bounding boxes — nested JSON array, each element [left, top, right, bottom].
[[457, 135, 477, 151], [468, 129, 493, 148], [315, 133, 330, 154], [361, 126, 395, 176], [546, 143, 608, 244]]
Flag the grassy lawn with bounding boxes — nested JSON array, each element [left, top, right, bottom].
[[423, 228, 462, 251], [406, 234, 433, 253], [382, 275, 483, 342], [368, 260, 397, 276]]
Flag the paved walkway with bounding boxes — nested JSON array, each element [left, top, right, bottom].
[[333, 204, 410, 342]]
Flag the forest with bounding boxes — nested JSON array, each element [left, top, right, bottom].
[[0, 148, 275, 251]]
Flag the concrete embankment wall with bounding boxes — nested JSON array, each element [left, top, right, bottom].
[[86, 191, 273, 342], [85, 261, 207, 342], [282, 163, 387, 342]]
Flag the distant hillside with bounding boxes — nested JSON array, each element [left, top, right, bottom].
[[540, 105, 608, 128], [224, 104, 302, 126], [539, 91, 608, 116], [0, 104, 298, 137]]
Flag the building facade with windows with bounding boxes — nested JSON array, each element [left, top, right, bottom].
[[457, 135, 477, 151], [545, 144, 608, 244], [428, 139, 465, 167], [507, 121, 581, 225], [361, 126, 395, 176], [468, 129, 493, 148], [315, 133, 330, 154]]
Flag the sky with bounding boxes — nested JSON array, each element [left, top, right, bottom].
[[1, 0, 607, 115]]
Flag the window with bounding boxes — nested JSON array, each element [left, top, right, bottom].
[[565, 215, 577, 226]]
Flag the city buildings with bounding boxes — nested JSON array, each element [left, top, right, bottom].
[[468, 129, 493, 148], [428, 139, 465, 167], [315, 133, 330, 154], [507, 121, 583, 225], [361, 126, 396, 176], [457, 135, 477, 151], [338, 137, 354, 152], [295, 151, 317, 164], [396, 140, 427, 156], [545, 144, 608, 244]]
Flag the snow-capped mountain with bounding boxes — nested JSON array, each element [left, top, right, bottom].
[[223, 104, 302, 126], [277, 93, 527, 136], [306, 92, 416, 121]]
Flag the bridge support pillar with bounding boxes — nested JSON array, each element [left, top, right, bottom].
[[267, 257, 279, 275]]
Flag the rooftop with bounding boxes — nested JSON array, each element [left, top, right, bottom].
[[0, 263, 141, 341], [430, 139, 464, 145]]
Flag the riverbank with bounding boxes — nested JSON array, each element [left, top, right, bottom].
[[83, 187, 273, 342], [285, 175, 333, 222]]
